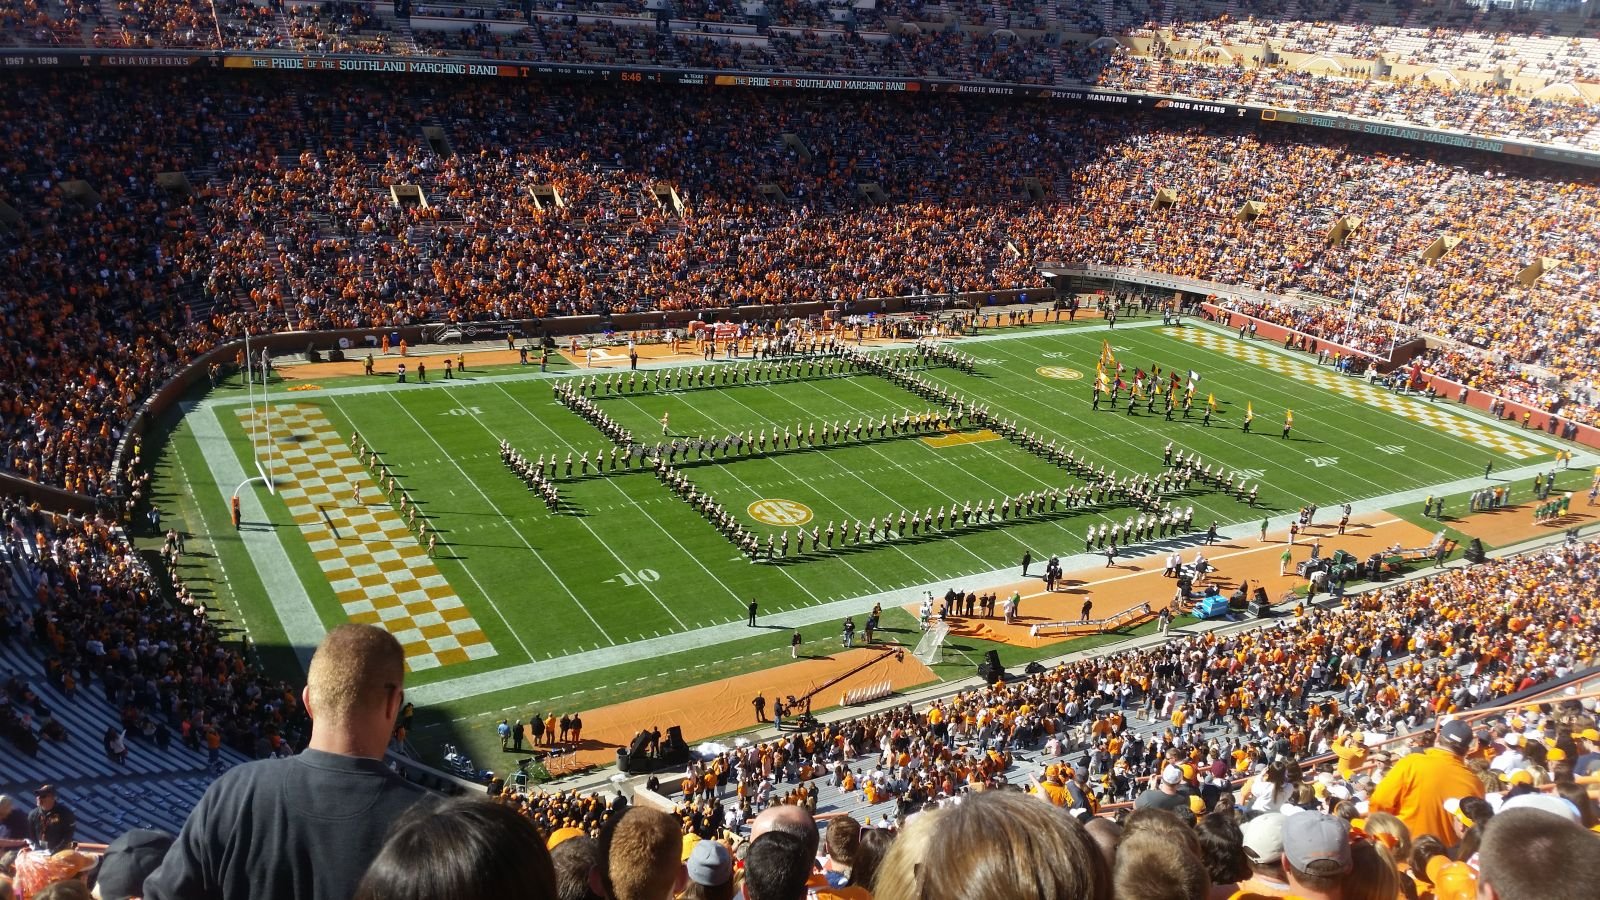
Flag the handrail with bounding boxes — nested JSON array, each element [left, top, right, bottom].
[[1030, 602, 1153, 637]]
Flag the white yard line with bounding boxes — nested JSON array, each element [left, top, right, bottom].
[[710, 390, 955, 580], [426, 386, 691, 632], [606, 392, 871, 597], [490, 382, 749, 615], [977, 337, 1375, 500], [188, 402, 324, 669], [1183, 318, 1578, 456], [812, 375, 1085, 545], [1150, 327, 1508, 479], [361, 392, 621, 645]]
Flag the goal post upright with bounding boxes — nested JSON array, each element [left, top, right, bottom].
[[232, 329, 277, 527]]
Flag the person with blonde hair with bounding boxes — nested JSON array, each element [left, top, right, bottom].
[[873, 791, 1110, 900], [1359, 812, 1411, 864], [1342, 840, 1403, 900], [146, 624, 431, 900]]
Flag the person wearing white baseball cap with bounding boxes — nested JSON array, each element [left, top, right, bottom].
[[1368, 719, 1484, 847], [1132, 764, 1193, 822], [1263, 812, 1352, 900], [1234, 813, 1292, 897]]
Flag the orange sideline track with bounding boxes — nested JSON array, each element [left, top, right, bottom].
[[898, 515, 1438, 650], [520, 515, 1444, 770], [512, 648, 936, 770], [1443, 495, 1596, 548]]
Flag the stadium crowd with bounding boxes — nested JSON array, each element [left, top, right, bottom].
[[10, 0, 1600, 146], [3, 72, 1599, 500], [5, 528, 1597, 899], [0, 499, 311, 766]]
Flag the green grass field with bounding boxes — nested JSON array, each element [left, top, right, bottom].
[[143, 319, 1566, 766]]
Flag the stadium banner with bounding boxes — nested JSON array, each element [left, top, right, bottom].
[[4, 49, 1597, 168]]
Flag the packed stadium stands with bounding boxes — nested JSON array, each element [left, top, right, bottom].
[[4, 492, 1598, 894], [2, 71, 1597, 498], [4, 1, 1600, 895], [5, 0, 1600, 145]]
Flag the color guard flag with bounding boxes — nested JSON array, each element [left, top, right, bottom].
[[1206, 393, 1217, 410], [1246, 402, 1254, 419], [1286, 409, 1294, 426]]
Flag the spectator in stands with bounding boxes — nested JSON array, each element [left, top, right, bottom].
[[1476, 807, 1600, 900], [743, 832, 812, 900], [1235, 812, 1291, 896], [1134, 765, 1194, 821], [820, 815, 860, 887], [680, 839, 734, 900], [1194, 813, 1251, 897], [352, 798, 556, 900], [874, 791, 1110, 900], [845, 827, 893, 894], [600, 808, 684, 900], [0, 796, 28, 842], [549, 834, 604, 900], [144, 624, 432, 900], [27, 786, 76, 854], [1242, 812, 1354, 900], [1112, 829, 1210, 900], [90, 828, 175, 900], [1368, 719, 1485, 847]]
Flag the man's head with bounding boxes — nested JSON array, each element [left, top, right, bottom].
[[303, 624, 406, 755], [602, 807, 684, 900], [549, 835, 604, 900], [1280, 812, 1351, 899], [35, 786, 56, 811], [823, 815, 860, 870], [1241, 813, 1286, 879], [1112, 831, 1210, 900], [1160, 765, 1184, 794], [750, 804, 820, 862], [1477, 807, 1600, 900], [743, 832, 813, 900], [1437, 719, 1474, 757], [91, 829, 175, 900], [1083, 817, 1123, 873]]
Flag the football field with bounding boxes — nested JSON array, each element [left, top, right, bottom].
[[152, 317, 1566, 757]]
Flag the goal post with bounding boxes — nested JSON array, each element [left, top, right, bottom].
[[232, 331, 278, 527], [912, 622, 950, 665], [241, 329, 279, 497]]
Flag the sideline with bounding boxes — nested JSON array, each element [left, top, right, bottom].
[[187, 401, 325, 669], [549, 521, 1598, 794]]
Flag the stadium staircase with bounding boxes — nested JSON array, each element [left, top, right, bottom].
[[270, 7, 295, 47], [0, 540, 252, 844]]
